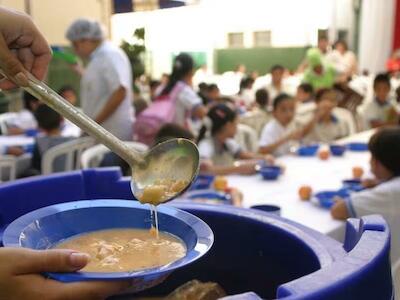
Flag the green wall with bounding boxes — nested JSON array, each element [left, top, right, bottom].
[[215, 47, 308, 74], [47, 47, 81, 105]]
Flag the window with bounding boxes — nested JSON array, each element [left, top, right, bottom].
[[253, 31, 272, 47], [318, 29, 329, 40], [228, 33, 244, 48]]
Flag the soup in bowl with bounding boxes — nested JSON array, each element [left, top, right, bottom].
[[3, 199, 213, 291]]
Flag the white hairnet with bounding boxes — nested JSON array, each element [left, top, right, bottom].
[[66, 18, 105, 41]]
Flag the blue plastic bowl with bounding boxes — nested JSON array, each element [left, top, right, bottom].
[[250, 205, 281, 216], [329, 145, 346, 156], [315, 190, 350, 208], [298, 144, 319, 156], [3, 199, 213, 291], [342, 179, 365, 192], [24, 129, 38, 137], [189, 174, 215, 190], [347, 142, 368, 152], [259, 166, 281, 180], [186, 189, 231, 202]]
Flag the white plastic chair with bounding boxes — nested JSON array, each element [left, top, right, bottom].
[[0, 112, 17, 135], [80, 141, 149, 169], [334, 107, 357, 135], [0, 155, 17, 182], [235, 124, 259, 153], [41, 136, 95, 175]]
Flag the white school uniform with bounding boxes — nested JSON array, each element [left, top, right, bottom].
[[198, 137, 242, 167], [80, 41, 134, 140], [304, 114, 349, 144], [174, 82, 203, 128], [345, 176, 400, 264], [259, 119, 297, 157], [362, 99, 397, 129]]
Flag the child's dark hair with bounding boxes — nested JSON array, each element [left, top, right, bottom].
[[368, 127, 400, 176], [160, 53, 194, 96], [58, 85, 76, 95], [255, 89, 269, 107], [298, 83, 314, 95], [239, 76, 254, 91], [207, 84, 219, 93], [23, 92, 39, 111], [270, 64, 284, 73], [155, 123, 194, 144], [373, 73, 391, 89], [197, 104, 237, 143], [315, 88, 337, 103], [34, 104, 62, 131], [273, 93, 293, 111]]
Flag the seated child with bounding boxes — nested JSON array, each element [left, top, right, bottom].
[[331, 127, 400, 264], [363, 73, 399, 129], [239, 89, 271, 136], [303, 88, 349, 143], [259, 93, 308, 156], [30, 104, 75, 174], [198, 104, 272, 175], [295, 83, 316, 123], [5, 92, 39, 135]]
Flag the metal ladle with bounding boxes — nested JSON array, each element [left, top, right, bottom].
[[5, 72, 199, 204]]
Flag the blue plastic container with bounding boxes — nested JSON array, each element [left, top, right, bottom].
[[314, 189, 350, 208], [189, 174, 215, 190], [0, 168, 393, 299], [297, 144, 319, 156], [347, 142, 368, 151], [3, 199, 213, 292], [342, 179, 365, 192], [259, 166, 281, 180], [329, 144, 346, 156]]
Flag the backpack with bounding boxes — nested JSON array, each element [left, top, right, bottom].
[[133, 82, 185, 145]]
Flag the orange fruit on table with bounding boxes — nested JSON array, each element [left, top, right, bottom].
[[299, 185, 312, 201], [318, 150, 330, 160], [214, 176, 228, 191], [352, 166, 364, 179]]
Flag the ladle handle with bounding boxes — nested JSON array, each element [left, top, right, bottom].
[[3, 70, 143, 166]]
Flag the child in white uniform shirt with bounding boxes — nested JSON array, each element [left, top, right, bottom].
[[363, 74, 398, 129], [303, 88, 349, 143], [198, 104, 272, 175], [331, 127, 400, 264], [259, 94, 313, 156]]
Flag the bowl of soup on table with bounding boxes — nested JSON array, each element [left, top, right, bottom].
[[3, 199, 213, 292]]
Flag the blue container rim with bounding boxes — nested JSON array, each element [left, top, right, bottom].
[[3, 199, 214, 281]]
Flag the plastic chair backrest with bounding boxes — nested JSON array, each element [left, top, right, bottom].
[[41, 136, 95, 175], [0, 155, 16, 182], [235, 123, 259, 152], [0, 113, 17, 135], [333, 107, 357, 135], [80, 141, 148, 169]]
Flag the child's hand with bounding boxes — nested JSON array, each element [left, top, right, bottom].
[[234, 161, 257, 175], [6, 146, 24, 156], [287, 128, 303, 141], [0, 247, 130, 300], [228, 187, 243, 207]]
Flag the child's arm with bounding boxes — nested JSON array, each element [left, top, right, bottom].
[[200, 160, 257, 176], [331, 198, 350, 220], [237, 151, 275, 164], [259, 131, 301, 154]]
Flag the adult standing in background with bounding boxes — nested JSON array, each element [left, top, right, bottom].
[[326, 40, 358, 80], [66, 19, 134, 141]]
